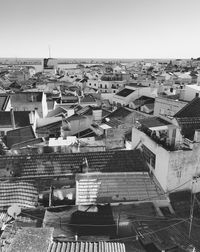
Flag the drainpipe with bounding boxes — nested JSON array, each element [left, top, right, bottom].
[[10, 108, 16, 129]]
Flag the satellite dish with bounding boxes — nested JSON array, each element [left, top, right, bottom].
[[7, 204, 21, 219]]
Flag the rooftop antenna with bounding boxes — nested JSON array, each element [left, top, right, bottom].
[[48, 45, 51, 58]]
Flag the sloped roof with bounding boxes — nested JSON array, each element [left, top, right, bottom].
[[6, 125, 36, 148], [7, 227, 53, 252], [73, 128, 97, 138], [105, 107, 132, 119], [47, 241, 126, 252], [11, 138, 44, 150], [76, 172, 166, 205], [80, 95, 96, 103], [0, 111, 31, 128], [0, 181, 38, 208], [174, 97, 200, 118], [0, 150, 147, 179], [47, 107, 68, 117], [115, 88, 134, 97], [132, 96, 155, 108]]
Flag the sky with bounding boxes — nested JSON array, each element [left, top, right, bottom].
[[1, 0, 200, 59]]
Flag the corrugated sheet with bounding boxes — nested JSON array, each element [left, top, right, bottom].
[[76, 172, 166, 205], [47, 241, 126, 252], [0, 181, 38, 208]]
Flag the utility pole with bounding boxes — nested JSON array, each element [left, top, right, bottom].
[[189, 176, 198, 238]]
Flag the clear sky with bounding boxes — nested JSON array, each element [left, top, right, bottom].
[[1, 0, 200, 59]]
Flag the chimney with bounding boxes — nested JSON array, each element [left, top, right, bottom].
[[195, 92, 199, 98], [10, 108, 16, 129]]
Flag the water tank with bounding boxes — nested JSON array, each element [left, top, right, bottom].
[[92, 109, 102, 122]]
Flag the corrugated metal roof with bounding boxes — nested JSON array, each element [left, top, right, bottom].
[[47, 241, 126, 252]]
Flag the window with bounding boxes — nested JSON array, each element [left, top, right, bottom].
[[159, 108, 165, 115], [0, 131, 5, 137], [142, 145, 156, 169]]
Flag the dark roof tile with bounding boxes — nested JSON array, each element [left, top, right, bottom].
[[115, 88, 134, 97], [0, 150, 147, 179], [174, 97, 200, 118], [6, 126, 36, 148], [0, 111, 31, 128]]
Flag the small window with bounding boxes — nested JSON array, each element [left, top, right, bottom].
[[142, 145, 156, 169]]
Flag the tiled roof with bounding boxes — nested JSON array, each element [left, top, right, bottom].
[[0, 181, 38, 208], [7, 227, 53, 252], [174, 97, 200, 118], [0, 150, 147, 179], [115, 88, 134, 97], [6, 125, 36, 148], [105, 107, 132, 119], [47, 241, 126, 252], [76, 172, 166, 205], [0, 111, 31, 128], [80, 95, 96, 103], [138, 116, 171, 128]]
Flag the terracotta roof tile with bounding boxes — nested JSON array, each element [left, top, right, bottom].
[[0, 181, 38, 208], [47, 241, 126, 252], [76, 172, 166, 205], [0, 150, 147, 179]]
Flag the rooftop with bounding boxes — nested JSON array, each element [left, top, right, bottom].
[[76, 172, 166, 205], [138, 116, 172, 129], [0, 181, 38, 208], [0, 111, 31, 128], [7, 227, 53, 252], [174, 97, 200, 118], [105, 107, 132, 119], [115, 88, 134, 97], [0, 150, 148, 179], [10, 92, 43, 103], [6, 125, 36, 148], [80, 95, 96, 103], [47, 241, 126, 252], [47, 107, 68, 118]]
